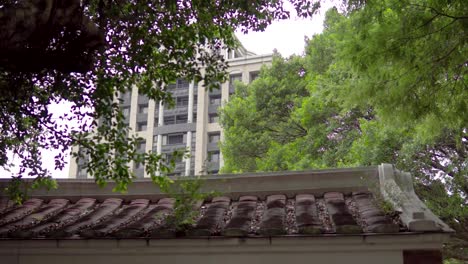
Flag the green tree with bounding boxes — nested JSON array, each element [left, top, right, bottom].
[[221, 9, 369, 173], [220, 54, 310, 172], [221, 3, 467, 260], [0, 0, 320, 198]]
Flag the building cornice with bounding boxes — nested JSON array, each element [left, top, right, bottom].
[[0, 166, 378, 201]]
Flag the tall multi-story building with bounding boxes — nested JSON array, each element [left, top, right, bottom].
[[69, 43, 273, 178]]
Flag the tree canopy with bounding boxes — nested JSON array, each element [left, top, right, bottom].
[[221, 2, 467, 260], [0, 0, 320, 198]]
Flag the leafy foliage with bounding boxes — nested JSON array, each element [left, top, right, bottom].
[[0, 0, 319, 194], [221, 2, 467, 260], [160, 177, 216, 232]]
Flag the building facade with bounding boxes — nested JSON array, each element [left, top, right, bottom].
[[69, 45, 273, 178]]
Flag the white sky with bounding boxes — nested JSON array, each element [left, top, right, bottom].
[[1, 2, 335, 179], [236, 1, 336, 57]]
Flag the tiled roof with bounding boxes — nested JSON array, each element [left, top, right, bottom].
[[0, 164, 453, 240], [0, 191, 404, 239]]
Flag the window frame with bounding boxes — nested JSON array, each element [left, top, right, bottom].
[[167, 133, 184, 145], [208, 113, 219, 123], [208, 132, 220, 144], [209, 94, 221, 106], [208, 150, 220, 162], [137, 122, 147, 131]]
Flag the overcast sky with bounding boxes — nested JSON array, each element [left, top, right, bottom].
[[236, 1, 335, 57], [1, 3, 335, 179]]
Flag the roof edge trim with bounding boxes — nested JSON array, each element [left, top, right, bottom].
[[378, 163, 454, 233]]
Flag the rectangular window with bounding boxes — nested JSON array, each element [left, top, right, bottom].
[[209, 95, 221, 106], [137, 140, 146, 153], [78, 167, 87, 178], [122, 107, 130, 118], [138, 104, 148, 114], [120, 91, 131, 100], [167, 133, 184, 145], [208, 151, 220, 162], [164, 116, 175, 125], [176, 114, 188, 124], [208, 132, 220, 143], [177, 79, 189, 89], [137, 122, 147, 131], [164, 153, 183, 163], [229, 74, 242, 90], [209, 113, 219, 123], [176, 96, 189, 107], [134, 162, 143, 170], [167, 83, 176, 90], [249, 71, 259, 83]]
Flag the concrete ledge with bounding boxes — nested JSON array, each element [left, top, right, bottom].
[[0, 233, 449, 253], [0, 167, 378, 201], [228, 54, 273, 67]]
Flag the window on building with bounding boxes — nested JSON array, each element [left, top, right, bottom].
[[153, 135, 158, 147], [167, 133, 184, 145], [176, 96, 189, 107], [177, 79, 189, 89], [176, 114, 188, 124], [134, 162, 143, 170], [193, 95, 198, 106], [154, 118, 159, 127], [209, 95, 221, 106], [164, 153, 183, 163], [208, 113, 219, 123], [208, 151, 220, 163], [208, 132, 220, 144], [193, 113, 197, 123], [137, 122, 147, 131], [164, 116, 175, 125], [120, 91, 131, 100], [138, 104, 148, 114], [78, 167, 87, 178], [229, 74, 242, 92], [249, 71, 259, 83], [137, 140, 146, 153], [122, 106, 130, 118], [167, 83, 176, 90]]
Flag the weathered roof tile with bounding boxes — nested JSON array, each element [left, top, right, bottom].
[[324, 192, 361, 234], [0, 192, 410, 239], [50, 198, 122, 238], [0, 198, 43, 227], [295, 194, 322, 234], [116, 198, 174, 238], [80, 199, 149, 238], [189, 197, 230, 236], [352, 192, 399, 233], [0, 199, 69, 238], [15, 198, 96, 238], [259, 195, 286, 236], [223, 197, 257, 236]]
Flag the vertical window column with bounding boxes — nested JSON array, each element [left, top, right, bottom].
[[185, 80, 195, 176], [229, 74, 242, 95], [155, 100, 164, 176]]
